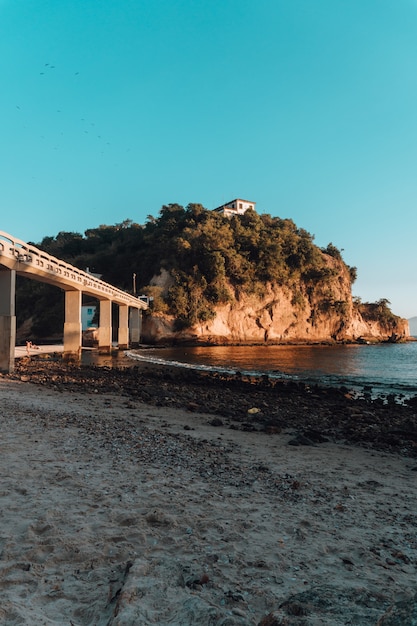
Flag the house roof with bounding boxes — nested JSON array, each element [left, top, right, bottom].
[[213, 198, 256, 212]]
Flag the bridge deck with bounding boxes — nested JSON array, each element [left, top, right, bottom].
[[0, 230, 147, 309]]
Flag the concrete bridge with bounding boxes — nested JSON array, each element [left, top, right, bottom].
[[0, 230, 148, 373]]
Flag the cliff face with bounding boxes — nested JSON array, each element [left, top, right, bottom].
[[141, 255, 410, 344]]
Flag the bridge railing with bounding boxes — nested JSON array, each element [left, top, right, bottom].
[[0, 230, 147, 309]]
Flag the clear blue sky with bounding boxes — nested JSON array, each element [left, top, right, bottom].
[[1, 0, 417, 318]]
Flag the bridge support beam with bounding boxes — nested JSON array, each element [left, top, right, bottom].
[[118, 305, 129, 350], [63, 290, 82, 360], [129, 308, 141, 347], [99, 300, 112, 353], [0, 269, 16, 373]]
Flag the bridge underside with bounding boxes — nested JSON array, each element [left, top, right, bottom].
[[0, 266, 143, 373]]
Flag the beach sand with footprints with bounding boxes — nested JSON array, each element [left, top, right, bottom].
[[0, 357, 416, 625]]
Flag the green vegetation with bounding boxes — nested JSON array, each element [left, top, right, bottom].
[[16, 277, 64, 339], [17, 204, 356, 336], [355, 297, 400, 330]]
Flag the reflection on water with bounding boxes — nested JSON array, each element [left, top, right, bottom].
[[81, 349, 132, 369], [162, 344, 365, 376], [125, 342, 417, 399]]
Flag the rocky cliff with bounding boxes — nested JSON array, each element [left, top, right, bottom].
[[141, 254, 409, 345]]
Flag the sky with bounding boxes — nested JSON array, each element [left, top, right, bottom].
[[1, 0, 417, 319]]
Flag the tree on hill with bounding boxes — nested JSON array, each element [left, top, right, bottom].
[[20, 203, 406, 343], [17, 203, 361, 336]]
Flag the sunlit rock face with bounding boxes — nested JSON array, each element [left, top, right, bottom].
[[142, 254, 409, 345]]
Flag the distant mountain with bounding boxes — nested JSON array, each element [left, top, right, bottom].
[[408, 317, 417, 336]]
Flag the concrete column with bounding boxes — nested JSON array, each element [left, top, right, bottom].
[[63, 290, 82, 360], [118, 304, 129, 350], [0, 269, 16, 373], [129, 308, 141, 346], [98, 299, 112, 353]]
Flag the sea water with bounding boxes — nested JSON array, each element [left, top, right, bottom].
[[124, 341, 417, 401]]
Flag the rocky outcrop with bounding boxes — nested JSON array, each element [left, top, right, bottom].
[[141, 255, 409, 345]]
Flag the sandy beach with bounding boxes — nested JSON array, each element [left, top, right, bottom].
[[14, 345, 64, 359], [1, 358, 417, 625]]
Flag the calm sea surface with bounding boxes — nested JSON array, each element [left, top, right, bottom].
[[122, 342, 417, 400]]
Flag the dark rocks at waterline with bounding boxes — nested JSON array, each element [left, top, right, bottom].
[[5, 356, 417, 457]]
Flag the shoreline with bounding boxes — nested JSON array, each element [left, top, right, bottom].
[[13, 331, 417, 360], [19, 340, 417, 404], [6, 354, 417, 458]]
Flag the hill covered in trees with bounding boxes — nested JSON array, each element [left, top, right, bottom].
[[16, 204, 408, 343]]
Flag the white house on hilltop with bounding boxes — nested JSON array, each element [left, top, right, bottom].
[[213, 198, 256, 217]]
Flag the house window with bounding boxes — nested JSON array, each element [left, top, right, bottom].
[[239, 203, 243, 209]]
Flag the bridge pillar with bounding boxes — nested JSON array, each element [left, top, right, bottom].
[[99, 300, 112, 353], [129, 308, 141, 347], [118, 305, 129, 350], [0, 268, 16, 373], [63, 290, 82, 360]]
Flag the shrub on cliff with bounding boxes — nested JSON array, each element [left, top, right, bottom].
[[357, 298, 400, 331]]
